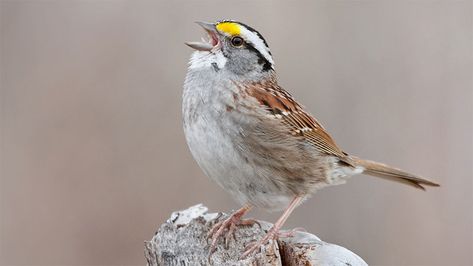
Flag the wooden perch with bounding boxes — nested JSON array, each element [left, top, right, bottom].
[[145, 204, 367, 265]]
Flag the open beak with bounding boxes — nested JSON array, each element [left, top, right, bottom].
[[185, 22, 219, 52]]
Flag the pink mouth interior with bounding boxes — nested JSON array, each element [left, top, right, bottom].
[[208, 31, 218, 47]]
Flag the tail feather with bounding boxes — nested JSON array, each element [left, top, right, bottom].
[[350, 156, 440, 190]]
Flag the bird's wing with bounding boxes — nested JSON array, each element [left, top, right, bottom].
[[242, 80, 350, 161]]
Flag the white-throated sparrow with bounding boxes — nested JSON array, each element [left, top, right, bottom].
[[183, 20, 439, 258]]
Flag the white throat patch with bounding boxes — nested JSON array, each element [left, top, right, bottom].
[[188, 50, 227, 70]]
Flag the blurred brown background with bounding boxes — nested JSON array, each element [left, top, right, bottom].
[[1, 1, 471, 265]]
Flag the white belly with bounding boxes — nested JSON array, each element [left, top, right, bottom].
[[183, 106, 293, 211]]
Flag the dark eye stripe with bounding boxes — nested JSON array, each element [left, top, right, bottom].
[[245, 42, 273, 71]]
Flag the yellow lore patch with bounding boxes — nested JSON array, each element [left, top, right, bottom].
[[216, 22, 241, 36]]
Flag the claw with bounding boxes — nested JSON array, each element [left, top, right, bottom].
[[209, 218, 232, 253], [224, 222, 237, 248], [240, 228, 278, 259], [207, 205, 253, 254]]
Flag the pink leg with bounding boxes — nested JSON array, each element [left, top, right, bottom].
[[240, 196, 303, 259], [208, 204, 257, 252]]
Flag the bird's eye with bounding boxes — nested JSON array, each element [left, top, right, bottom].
[[231, 36, 244, 47]]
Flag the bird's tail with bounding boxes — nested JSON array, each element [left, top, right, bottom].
[[350, 156, 440, 190]]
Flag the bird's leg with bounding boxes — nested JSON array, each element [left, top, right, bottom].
[[208, 204, 257, 252], [240, 196, 302, 259]]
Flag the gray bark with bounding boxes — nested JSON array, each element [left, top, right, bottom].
[[145, 204, 367, 266]]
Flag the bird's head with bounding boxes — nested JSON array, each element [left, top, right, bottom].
[[186, 20, 275, 79]]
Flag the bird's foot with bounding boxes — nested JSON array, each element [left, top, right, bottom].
[[240, 226, 279, 259], [208, 210, 258, 253]]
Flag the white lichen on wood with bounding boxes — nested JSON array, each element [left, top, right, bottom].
[[145, 204, 367, 265]]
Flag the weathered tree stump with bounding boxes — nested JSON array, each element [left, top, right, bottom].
[[145, 204, 367, 265]]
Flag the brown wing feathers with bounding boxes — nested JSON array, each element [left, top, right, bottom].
[[243, 81, 440, 190], [245, 82, 347, 159]]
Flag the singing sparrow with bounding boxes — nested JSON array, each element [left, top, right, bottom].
[[183, 20, 439, 258]]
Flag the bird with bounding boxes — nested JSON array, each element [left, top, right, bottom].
[[182, 20, 439, 258]]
